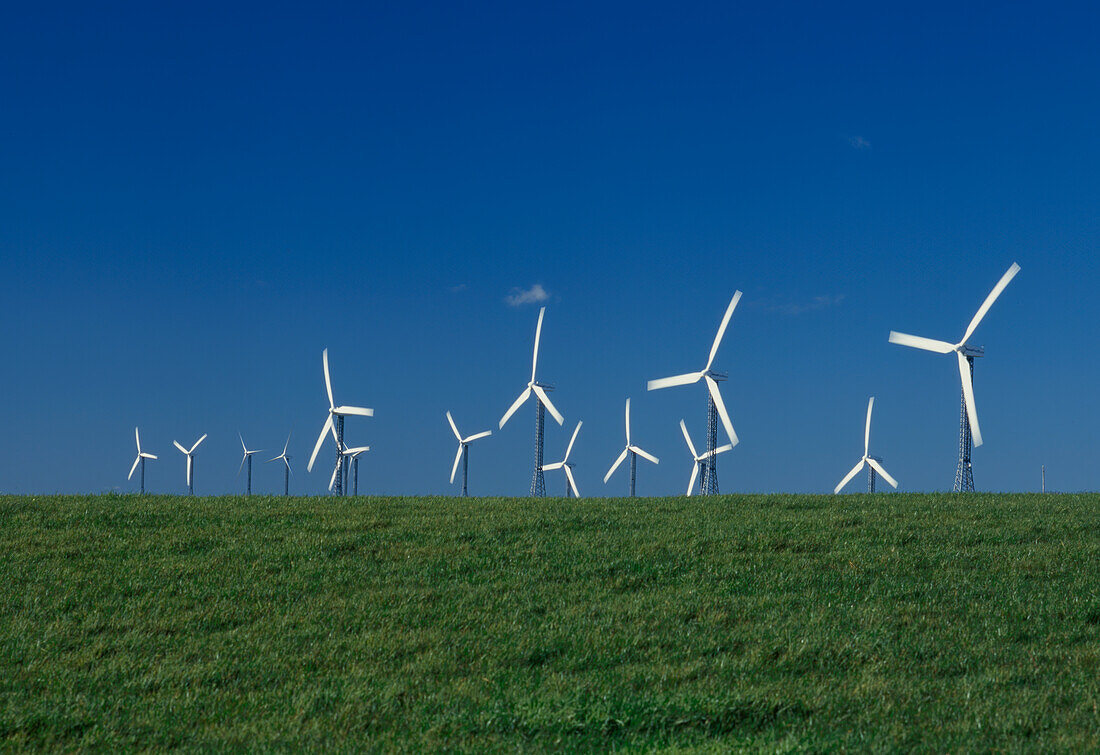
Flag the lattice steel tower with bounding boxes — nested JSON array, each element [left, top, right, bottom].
[[698, 373, 726, 495], [953, 354, 978, 492], [531, 396, 547, 497]]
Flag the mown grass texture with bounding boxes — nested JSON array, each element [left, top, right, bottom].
[[1, 493, 1099, 751]]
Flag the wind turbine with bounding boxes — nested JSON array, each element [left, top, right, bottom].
[[542, 421, 582, 498], [834, 397, 898, 494], [329, 445, 369, 494], [128, 427, 157, 493], [648, 292, 741, 495], [173, 434, 207, 496], [888, 262, 1020, 491], [307, 348, 373, 495], [603, 398, 659, 497], [499, 306, 565, 496], [343, 446, 369, 496], [238, 433, 263, 496], [267, 434, 292, 496], [447, 411, 492, 497], [680, 420, 733, 497]]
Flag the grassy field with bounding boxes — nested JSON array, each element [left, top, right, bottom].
[[1, 493, 1099, 751]]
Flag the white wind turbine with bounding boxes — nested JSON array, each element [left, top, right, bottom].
[[648, 292, 741, 495], [499, 306, 565, 497], [238, 433, 263, 496], [447, 411, 492, 497], [889, 262, 1020, 491], [343, 446, 370, 496], [329, 445, 370, 494], [173, 434, 207, 496], [834, 397, 898, 494], [267, 433, 292, 496], [680, 420, 733, 497], [604, 398, 659, 497], [128, 427, 157, 493], [307, 348, 373, 496], [542, 421, 582, 498]]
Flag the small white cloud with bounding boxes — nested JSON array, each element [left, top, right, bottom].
[[848, 135, 871, 150], [505, 283, 550, 307]]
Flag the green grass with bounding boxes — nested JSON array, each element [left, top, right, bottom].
[[1, 493, 1099, 751]]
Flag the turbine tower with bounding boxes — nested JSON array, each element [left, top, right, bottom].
[[267, 434, 292, 496], [343, 446, 369, 496], [888, 262, 1020, 491], [680, 420, 733, 496], [499, 306, 565, 497], [604, 398, 659, 497], [648, 292, 741, 495], [834, 397, 898, 494], [128, 427, 157, 493], [542, 421, 582, 498], [308, 348, 373, 496], [329, 446, 369, 494], [173, 434, 207, 496], [447, 411, 492, 496], [238, 433, 263, 496]]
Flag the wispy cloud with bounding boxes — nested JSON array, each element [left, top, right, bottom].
[[448, 283, 467, 293], [753, 294, 846, 316], [505, 283, 550, 307], [848, 135, 871, 150]]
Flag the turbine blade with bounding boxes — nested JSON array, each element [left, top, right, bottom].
[[630, 446, 659, 465], [173, 441, 187, 455], [308, 415, 334, 472], [450, 445, 463, 484], [334, 405, 374, 417], [867, 457, 898, 489], [531, 306, 545, 383], [446, 411, 462, 441], [238, 453, 246, 477], [687, 462, 699, 496], [864, 396, 874, 457], [141, 453, 157, 460], [957, 351, 983, 447], [888, 331, 955, 354], [624, 398, 631, 444], [564, 421, 582, 461], [711, 443, 734, 457], [239, 432, 247, 453], [532, 385, 564, 426], [186, 455, 193, 487], [542, 461, 563, 471], [679, 419, 697, 460], [647, 372, 702, 391], [499, 387, 531, 428], [604, 449, 628, 483], [564, 466, 579, 498], [834, 459, 866, 494], [282, 433, 291, 456], [463, 430, 492, 442], [135, 427, 141, 453], [190, 434, 207, 453], [705, 290, 742, 371], [285, 457, 292, 473], [962, 262, 1021, 345], [323, 348, 334, 409], [128, 455, 141, 480], [329, 459, 340, 491], [705, 376, 738, 447]]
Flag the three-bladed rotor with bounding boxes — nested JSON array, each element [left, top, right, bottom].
[[446, 411, 492, 484], [604, 398, 659, 483], [172, 434, 207, 487], [499, 307, 565, 429], [834, 397, 898, 493], [267, 433, 293, 472], [680, 419, 733, 496], [237, 433, 264, 476], [128, 427, 158, 480], [308, 348, 374, 472], [542, 421, 582, 497], [329, 445, 370, 491]]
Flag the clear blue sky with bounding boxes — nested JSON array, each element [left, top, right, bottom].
[[2, 1, 1097, 496]]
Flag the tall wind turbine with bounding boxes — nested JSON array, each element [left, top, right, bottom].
[[238, 433, 263, 496], [680, 420, 733, 497], [542, 421, 582, 498], [889, 262, 1020, 491], [307, 348, 373, 496], [499, 306, 565, 497], [604, 398, 659, 497], [447, 411, 492, 497], [834, 397, 898, 494], [128, 427, 157, 493], [173, 434, 207, 496], [267, 434, 292, 496], [648, 292, 741, 495]]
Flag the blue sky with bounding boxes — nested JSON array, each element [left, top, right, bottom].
[[1, 1, 1097, 496]]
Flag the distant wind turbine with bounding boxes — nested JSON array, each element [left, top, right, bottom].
[[343, 446, 370, 496], [604, 398, 659, 497], [542, 421, 582, 498], [834, 397, 898, 494], [173, 434, 207, 496], [267, 434, 292, 496], [238, 433, 263, 496], [446, 411, 492, 496], [128, 427, 157, 493], [680, 420, 732, 497]]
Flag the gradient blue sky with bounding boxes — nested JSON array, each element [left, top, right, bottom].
[[2, 1, 1097, 496]]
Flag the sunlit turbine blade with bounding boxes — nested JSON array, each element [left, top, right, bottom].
[[604, 448, 628, 483], [239, 433, 247, 453], [140, 453, 157, 460], [173, 440, 187, 455], [630, 446, 659, 465], [322, 348, 334, 409], [624, 398, 631, 444], [834, 459, 866, 494], [564, 421, 582, 461], [962, 262, 1020, 345], [335, 406, 374, 417], [542, 461, 564, 471], [308, 414, 334, 472], [957, 351, 983, 447], [867, 457, 898, 489], [342, 446, 369, 456], [128, 455, 141, 480], [463, 430, 492, 443], [687, 462, 699, 496], [446, 411, 462, 442], [647, 372, 702, 391], [499, 387, 531, 428], [679, 419, 697, 460], [706, 443, 734, 458], [888, 331, 955, 354], [186, 455, 193, 487], [864, 396, 875, 458], [705, 376, 738, 447], [135, 427, 141, 453], [449, 445, 463, 484], [532, 385, 564, 426], [530, 306, 545, 383], [282, 433, 291, 457], [190, 434, 207, 454], [705, 291, 742, 371], [329, 459, 340, 491], [238, 453, 247, 477], [284, 457, 292, 473], [564, 466, 579, 498]]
